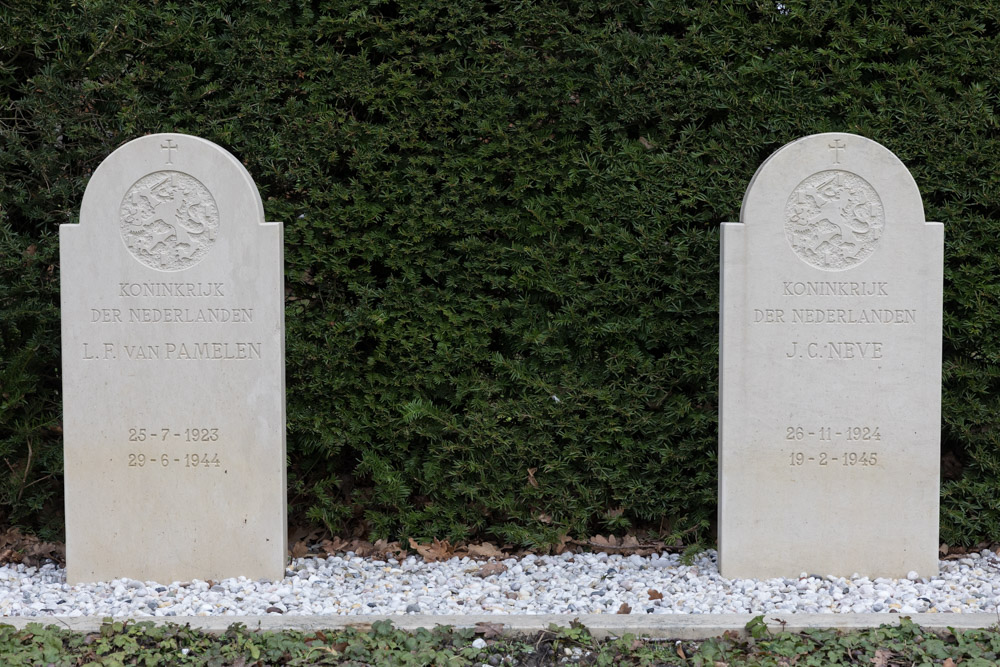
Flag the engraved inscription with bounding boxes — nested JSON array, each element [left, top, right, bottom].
[[91, 309, 123, 323], [785, 425, 882, 441], [786, 421, 882, 467], [785, 170, 884, 271], [128, 427, 220, 442], [125, 308, 254, 324], [119, 282, 224, 297], [82, 342, 116, 360], [782, 281, 888, 297], [120, 171, 219, 272], [755, 308, 914, 324], [784, 341, 883, 359], [128, 452, 221, 468], [828, 139, 846, 164], [81, 342, 262, 360], [161, 139, 179, 164], [788, 451, 878, 467]]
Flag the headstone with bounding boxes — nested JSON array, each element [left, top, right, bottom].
[[61, 133, 286, 584], [719, 133, 943, 579]]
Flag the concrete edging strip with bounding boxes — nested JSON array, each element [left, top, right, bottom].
[[2, 613, 998, 639]]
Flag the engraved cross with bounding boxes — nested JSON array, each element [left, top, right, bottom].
[[828, 139, 846, 165], [161, 139, 179, 165]]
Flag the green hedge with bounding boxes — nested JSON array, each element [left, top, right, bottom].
[[3, 0, 1000, 547]]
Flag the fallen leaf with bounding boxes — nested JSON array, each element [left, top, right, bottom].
[[617, 602, 631, 614], [527, 468, 538, 488], [290, 540, 310, 558], [571, 534, 665, 556], [351, 541, 375, 558], [535, 513, 552, 524], [316, 537, 408, 560], [647, 589, 663, 600], [467, 542, 504, 559], [639, 136, 654, 150], [872, 648, 893, 667], [0, 527, 65, 567], [371, 539, 407, 559], [289, 525, 322, 546], [474, 621, 505, 639], [943, 659, 956, 667], [676, 643, 687, 659], [474, 562, 508, 578], [408, 537, 453, 562], [320, 537, 350, 555], [554, 534, 573, 555]]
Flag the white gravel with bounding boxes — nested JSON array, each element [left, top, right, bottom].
[[3, 549, 1000, 618]]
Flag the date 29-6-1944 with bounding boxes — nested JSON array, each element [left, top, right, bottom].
[[125, 427, 222, 469], [127, 452, 221, 468]]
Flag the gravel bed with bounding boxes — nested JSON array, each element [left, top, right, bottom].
[[3, 550, 1000, 618]]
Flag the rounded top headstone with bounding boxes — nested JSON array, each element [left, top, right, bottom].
[[740, 133, 925, 273], [80, 133, 265, 273]]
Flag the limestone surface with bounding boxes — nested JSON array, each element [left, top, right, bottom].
[[719, 133, 943, 578], [61, 133, 286, 583]]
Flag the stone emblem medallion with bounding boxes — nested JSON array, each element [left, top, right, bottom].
[[784, 170, 884, 271], [120, 171, 219, 271]]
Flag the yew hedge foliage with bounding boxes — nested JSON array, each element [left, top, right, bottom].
[[3, 0, 1000, 546]]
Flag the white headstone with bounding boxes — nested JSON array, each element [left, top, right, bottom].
[[719, 133, 943, 579], [61, 133, 286, 584]]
